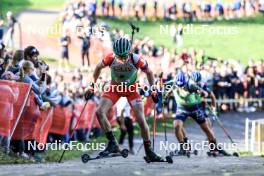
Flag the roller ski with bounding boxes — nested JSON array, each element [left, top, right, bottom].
[[169, 141, 198, 158], [207, 148, 239, 157], [143, 150, 173, 164], [81, 141, 129, 163]]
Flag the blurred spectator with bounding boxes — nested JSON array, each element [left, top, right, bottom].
[[0, 42, 6, 76], [0, 19, 4, 42], [60, 29, 71, 70], [4, 11, 17, 50], [19, 61, 50, 111], [6, 50, 24, 74], [77, 25, 91, 67]]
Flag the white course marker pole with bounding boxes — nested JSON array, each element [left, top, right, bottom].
[[245, 118, 249, 151], [250, 121, 256, 153]]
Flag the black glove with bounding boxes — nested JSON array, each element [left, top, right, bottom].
[[151, 90, 159, 103], [84, 83, 95, 100]]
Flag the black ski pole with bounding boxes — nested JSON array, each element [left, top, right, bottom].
[[129, 22, 139, 47], [58, 100, 89, 163]]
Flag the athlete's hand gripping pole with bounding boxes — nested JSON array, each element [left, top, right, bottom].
[[129, 22, 140, 49]]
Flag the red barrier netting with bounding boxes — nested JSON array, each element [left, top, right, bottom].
[[12, 93, 41, 140], [74, 101, 97, 130], [33, 108, 54, 144], [0, 80, 54, 144], [49, 106, 72, 135], [0, 83, 15, 137], [0, 80, 31, 139]]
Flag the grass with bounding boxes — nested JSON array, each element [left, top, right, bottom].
[[0, 137, 109, 164], [0, 0, 66, 19], [98, 14, 264, 65]]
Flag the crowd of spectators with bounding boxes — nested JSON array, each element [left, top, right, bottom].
[[61, 0, 264, 22], [57, 0, 264, 68]]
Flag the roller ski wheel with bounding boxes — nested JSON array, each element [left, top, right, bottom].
[[207, 151, 218, 157], [169, 149, 190, 158], [187, 149, 198, 156], [169, 151, 174, 157], [120, 149, 129, 158], [165, 155, 173, 164], [81, 153, 90, 163], [207, 150, 236, 157], [233, 152, 239, 157], [186, 151, 191, 158]]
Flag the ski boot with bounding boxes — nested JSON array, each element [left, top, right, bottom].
[[143, 141, 165, 163], [99, 140, 120, 157], [207, 149, 220, 157], [217, 146, 231, 156], [177, 142, 188, 156]]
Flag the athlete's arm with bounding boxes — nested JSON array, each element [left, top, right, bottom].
[[209, 91, 217, 108], [93, 62, 104, 83], [93, 53, 114, 83], [144, 68, 155, 87]]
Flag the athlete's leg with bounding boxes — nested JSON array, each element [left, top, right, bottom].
[[96, 94, 120, 156], [174, 110, 188, 143], [96, 97, 114, 132], [86, 51, 90, 66], [116, 117, 127, 145], [174, 120, 185, 142], [130, 102, 149, 141], [125, 118, 134, 151], [127, 92, 162, 161], [192, 107, 217, 144], [81, 52, 85, 66], [199, 121, 216, 143]]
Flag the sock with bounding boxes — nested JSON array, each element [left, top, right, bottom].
[[143, 140, 152, 153], [143, 140, 151, 146], [183, 137, 188, 143], [105, 131, 115, 142], [209, 139, 217, 151]]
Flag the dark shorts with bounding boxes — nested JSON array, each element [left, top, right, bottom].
[[61, 49, 69, 59], [205, 4, 211, 12], [81, 46, 89, 54], [175, 104, 206, 125]]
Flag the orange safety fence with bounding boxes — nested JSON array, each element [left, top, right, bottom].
[[0, 80, 32, 139], [73, 101, 97, 130], [0, 84, 15, 137], [49, 106, 72, 135], [33, 108, 54, 144], [73, 102, 117, 129], [0, 80, 154, 141], [12, 93, 41, 140]]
